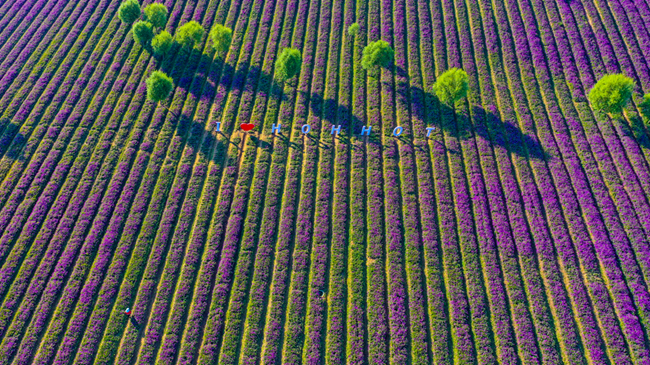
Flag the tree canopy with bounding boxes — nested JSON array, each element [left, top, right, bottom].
[[151, 30, 173, 58], [433, 67, 469, 106], [348, 23, 360, 37], [146, 71, 174, 104], [210, 24, 233, 54], [361, 40, 393, 70], [588, 74, 635, 114], [176, 21, 204, 49], [118, 0, 141, 24], [143, 3, 168, 29], [275, 48, 302, 82], [132, 21, 154, 47]]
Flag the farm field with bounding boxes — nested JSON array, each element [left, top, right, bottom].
[[2, 0, 650, 363]]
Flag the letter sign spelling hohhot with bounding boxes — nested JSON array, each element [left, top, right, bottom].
[[360, 125, 372, 136], [301, 124, 311, 134], [331, 125, 342, 135], [393, 126, 403, 136], [426, 126, 436, 137], [271, 123, 281, 134]]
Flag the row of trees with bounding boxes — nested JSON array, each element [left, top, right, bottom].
[[120, 4, 467, 113]]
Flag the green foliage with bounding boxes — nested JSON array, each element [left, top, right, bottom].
[[176, 20, 204, 49], [209, 24, 233, 54], [143, 3, 168, 29], [433, 67, 469, 106], [588, 74, 635, 114], [132, 21, 154, 47], [348, 23, 360, 37], [275, 48, 302, 82], [146, 70, 174, 104], [640, 94, 650, 122], [361, 40, 394, 70], [151, 30, 173, 58], [118, 0, 140, 24]]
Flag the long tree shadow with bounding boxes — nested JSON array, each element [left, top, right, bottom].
[[0, 119, 28, 162], [393, 65, 548, 160], [153, 51, 547, 161], [621, 113, 650, 150], [157, 44, 287, 105]]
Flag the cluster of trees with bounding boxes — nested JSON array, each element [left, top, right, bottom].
[[119, 0, 235, 106], [120, 0, 230, 57], [120, 9, 469, 111]]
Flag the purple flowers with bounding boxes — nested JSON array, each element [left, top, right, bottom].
[[1, 0, 650, 363]]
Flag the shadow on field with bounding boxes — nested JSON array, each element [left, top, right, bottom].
[[158, 44, 287, 105], [622, 114, 650, 150], [0, 120, 26, 161], [153, 109, 235, 161], [151, 49, 547, 161], [396, 64, 548, 160]]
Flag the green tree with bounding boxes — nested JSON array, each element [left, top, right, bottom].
[[361, 40, 393, 70], [433, 67, 469, 106], [348, 23, 360, 37], [132, 21, 154, 47], [144, 3, 168, 29], [176, 21, 204, 49], [209, 24, 233, 55], [588, 74, 635, 115], [118, 0, 140, 24], [275, 48, 302, 82], [151, 30, 173, 58], [146, 71, 174, 104]]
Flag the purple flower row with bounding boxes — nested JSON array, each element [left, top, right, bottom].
[[276, 0, 335, 362], [492, 0, 647, 362], [323, 0, 355, 360], [92, 1, 230, 362], [0, 0, 78, 117], [36, 1, 202, 362], [544, 0, 650, 359], [345, 1, 369, 363], [0, 0, 55, 76], [466, 0, 588, 363], [0, 11, 135, 364], [300, 0, 344, 362], [215, 0, 300, 363], [0, 0, 126, 324], [363, 0, 390, 363], [409, 1, 452, 363], [0, 0, 96, 131], [492, 0, 630, 361], [156, 0, 279, 363], [176, 0, 307, 362]]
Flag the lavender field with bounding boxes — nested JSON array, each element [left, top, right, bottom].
[[2, 0, 650, 363]]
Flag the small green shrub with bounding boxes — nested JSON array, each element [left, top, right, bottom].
[[144, 3, 168, 29], [176, 21, 204, 49], [275, 48, 302, 82], [210, 24, 233, 54], [348, 23, 360, 37], [361, 40, 393, 70], [132, 21, 154, 47], [433, 68, 469, 106], [588, 74, 635, 115], [151, 30, 173, 58], [118, 0, 140, 24], [146, 71, 174, 104]]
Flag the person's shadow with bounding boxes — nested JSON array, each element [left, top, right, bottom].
[[130, 316, 141, 330]]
